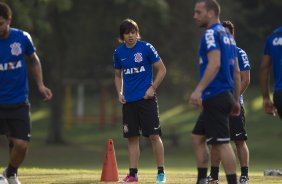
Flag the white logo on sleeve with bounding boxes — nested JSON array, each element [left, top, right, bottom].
[[205, 29, 216, 49]]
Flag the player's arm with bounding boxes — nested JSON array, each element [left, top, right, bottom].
[[233, 57, 241, 102], [29, 53, 52, 101], [144, 59, 166, 99], [240, 70, 250, 95], [230, 57, 241, 116], [189, 50, 220, 106], [114, 69, 126, 104], [260, 55, 272, 100], [260, 55, 276, 115]]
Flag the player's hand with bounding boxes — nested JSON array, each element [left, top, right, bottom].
[[230, 102, 240, 116], [38, 85, 53, 101], [189, 90, 202, 107], [144, 86, 155, 99], [118, 94, 126, 104], [263, 98, 277, 116]]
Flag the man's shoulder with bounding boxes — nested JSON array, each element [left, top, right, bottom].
[[10, 28, 31, 39]]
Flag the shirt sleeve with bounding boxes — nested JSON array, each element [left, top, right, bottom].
[[23, 31, 36, 55], [204, 29, 220, 52], [113, 49, 122, 69], [237, 48, 251, 71], [145, 42, 161, 64], [264, 36, 271, 55]]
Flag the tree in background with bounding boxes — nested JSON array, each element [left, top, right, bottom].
[[4, 0, 282, 144]]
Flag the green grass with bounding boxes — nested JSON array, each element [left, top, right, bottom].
[[0, 86, 282, 183], [1, 168, 282, 183]]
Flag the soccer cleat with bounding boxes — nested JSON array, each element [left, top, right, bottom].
[[0, 176, 8, 184], [156, 173, 166, 183], [2, 169, 21, 184], [238, 175, 249, 184], [197, 178, 207, 184], [119, 175, 138, 182], [206, 175, 219, 184]]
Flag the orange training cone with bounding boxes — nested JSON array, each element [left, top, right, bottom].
[[100, 139, 119, 182]]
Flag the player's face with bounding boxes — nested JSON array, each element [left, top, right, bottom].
[[194, 2, 209, 28], [123, 30, 138, 48], [0, 16, 10, 38]]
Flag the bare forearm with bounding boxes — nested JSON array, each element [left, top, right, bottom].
[[260, 67, 270, 99], [195, 64, 219, 92], [260, 55, 272, 100], [240, 78, 250, 95], [31, 60, 45, 88], [152, 66, 166, 90]]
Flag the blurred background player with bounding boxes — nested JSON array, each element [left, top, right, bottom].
[[207, 20, 251, 184], [0, 2, 52, 184], [260, 26, 282, 118], [113, 18, 167, 183], [190, 0, 241, 184]]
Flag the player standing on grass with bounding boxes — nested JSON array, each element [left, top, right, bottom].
[[207, 20, 251, 184], [113, 18, 167, 183], [189, 0, 241, 184], [260, 26, 282, 118], [0, 2, 52, 184]]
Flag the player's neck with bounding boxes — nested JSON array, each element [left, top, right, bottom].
[[125, 41, 137, 48], [0, 27, 10, 39], [207, 18, 220, 29]]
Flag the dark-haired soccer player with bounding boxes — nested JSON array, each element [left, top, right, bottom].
[[207, 20, 251, 184], [113, 18, 166, 183], [260, 26, 282, 117], [190, 0, 240, 184], [0, 2, 52, 184]]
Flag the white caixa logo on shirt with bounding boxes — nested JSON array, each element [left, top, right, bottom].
[[10, 42, 22, 56]]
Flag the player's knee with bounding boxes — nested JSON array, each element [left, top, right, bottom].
[[149, 134, 161, 143], [234, 140, 245, 148], [191, 134, 205, 145], [12, 139, 28, 152]]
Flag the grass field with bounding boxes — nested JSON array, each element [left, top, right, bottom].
[[0, 86, 282, 183], [1, 168, 282, 183]]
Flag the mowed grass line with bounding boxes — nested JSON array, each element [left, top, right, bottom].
[[8, 168, 282, 184]]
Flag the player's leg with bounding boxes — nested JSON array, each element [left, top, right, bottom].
[[230, 106, 249, 183], [273, 90, 282, 119], [208, 146, 220, 183], [213, 143, 237, 183], [3, 104, 31, 184], [192, 112, 209, 184], [127, 136, 140, 176], [139, 97, 166, 183], [205, 92, 237, 184], [121, 102, 140, 182], [234, 140, 249, 184]]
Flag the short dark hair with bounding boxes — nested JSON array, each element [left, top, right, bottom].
[[197, 0, 220, 16], [222, 20, 235, 36], [119, 18, 140, 42], [0, 2, 12, 20]]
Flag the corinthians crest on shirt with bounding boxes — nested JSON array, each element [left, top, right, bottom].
[[134, 52, 143, 63], [10, 42, 22, 56]]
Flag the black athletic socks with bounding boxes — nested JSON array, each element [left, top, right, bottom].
[[158, 166, 164, 174], [129, 168, 138, 177], [7, 164, 18, 177]]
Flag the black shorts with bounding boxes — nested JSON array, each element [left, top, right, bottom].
[[122, 96, 162, 138], [274, 90, 282, 119], [229, 106, 247, 141], [0, 104, 31, 141], [192, 92, 235, 145]]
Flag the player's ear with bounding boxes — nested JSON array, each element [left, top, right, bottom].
[[8, 16, 12, 25]]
